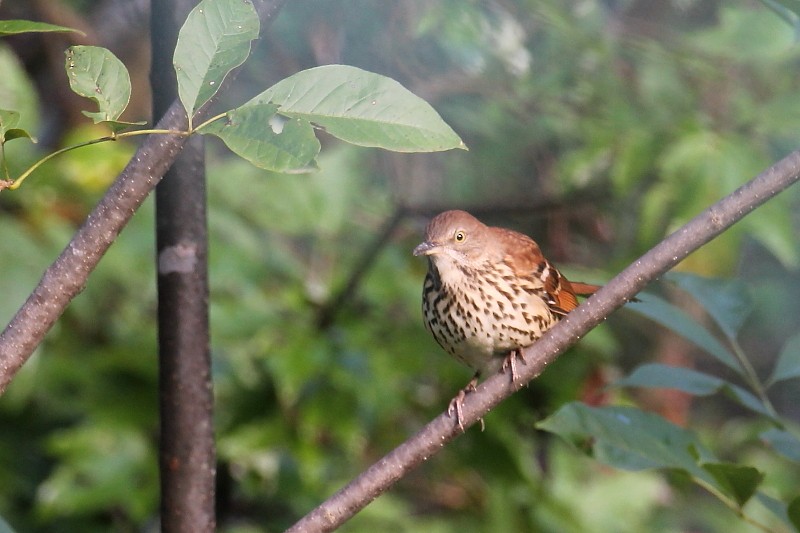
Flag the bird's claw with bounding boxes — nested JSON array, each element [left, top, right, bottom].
[[501, 348, 526, 388], [447, 390, 467, 432], [447, 376, 481, 432]]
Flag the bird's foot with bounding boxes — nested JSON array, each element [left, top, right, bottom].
[[501, 348, 526, 388], [447, 376, 482, 432]]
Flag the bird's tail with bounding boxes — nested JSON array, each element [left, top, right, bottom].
[[570, 282, 602, 297]]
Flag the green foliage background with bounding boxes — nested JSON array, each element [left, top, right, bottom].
[[1, 1, 800, 531]]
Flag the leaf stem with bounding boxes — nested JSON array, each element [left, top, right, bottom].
[[191, 112, 227, 133], [1, 141, 8, 181], [8, 128, 190, 190], [729, 338, 780, 421], [694, 479, 781, 533]]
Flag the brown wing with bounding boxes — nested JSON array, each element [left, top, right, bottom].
[[491, 227, 586, 316], [551, 276, 605, 315], [545, 268, 580, 315], [492, 227, 545, 272]]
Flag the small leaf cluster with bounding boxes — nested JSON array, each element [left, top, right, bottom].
[[0, 0, 465, 191]]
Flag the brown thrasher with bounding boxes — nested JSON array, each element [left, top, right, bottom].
[[413, 210, 600, 430]]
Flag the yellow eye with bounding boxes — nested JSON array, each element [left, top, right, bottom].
[[454, 230, 466, 243]]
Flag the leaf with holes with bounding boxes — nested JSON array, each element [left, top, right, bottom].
[[65, 46, 142, 133], [249, 64, 466, 152], [201, 103, 320, 173]]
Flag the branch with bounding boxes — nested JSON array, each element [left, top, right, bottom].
[[151, 0, 214, 531], [0, 0, 288, 394], [285, 149, 800, 533], [316, 207, 407, 328]]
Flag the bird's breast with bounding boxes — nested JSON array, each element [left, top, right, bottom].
[[421, 260, 558, 374]]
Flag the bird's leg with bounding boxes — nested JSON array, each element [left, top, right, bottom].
[[448, 373, 479, 432], [501, 348, 526, 387]]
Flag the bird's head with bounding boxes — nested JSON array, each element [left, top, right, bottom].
[[413, 210, 491, 267]]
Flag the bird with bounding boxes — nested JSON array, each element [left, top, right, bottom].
[[413, 209, 600, 430]]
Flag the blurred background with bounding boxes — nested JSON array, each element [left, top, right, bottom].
[[1, 0, 799, 531]]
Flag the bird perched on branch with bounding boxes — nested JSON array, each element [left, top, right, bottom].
[[413, 210, 600, 430]]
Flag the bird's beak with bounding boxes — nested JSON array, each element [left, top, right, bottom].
[[413, 241, 437, 256]]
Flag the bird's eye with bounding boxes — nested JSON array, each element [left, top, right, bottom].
[[454, 230, 466, 243]]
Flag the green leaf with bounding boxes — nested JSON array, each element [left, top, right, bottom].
[[747, 193, 800, 268], [755, 492, 795, 531], [789, 495, 800, 532], [761, 0, 800, 20], [0, 110, 20, 131], [0, 20, 84, 37], [778, 0, 800, 14], [667, 272, 752, 340], [65, 46, 132, 125], [3, 128, 33, 142], [627, 294, 740, 371], [760, 427, 800, 462], [174, 0, 260, 121], [615, 363, 724, 395], [41, 424, 157, 520], [768, 333, 800, 386], [201, 103, 320, 173], [538, 403, 772, 513], [537, 403, 716, 482], [0, 513, 15, 533], [701, 463, 764, 507], [0, 110, 35, 143], [615, 364, 774, 419], [719, 384, 775, 419], [0, 46, 40, 135], [248, 65, 467, 152]]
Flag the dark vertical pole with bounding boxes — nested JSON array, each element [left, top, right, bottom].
[[150, 0, 215, 531]]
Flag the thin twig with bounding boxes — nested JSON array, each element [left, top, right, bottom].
[[316, 207, 407, 328]]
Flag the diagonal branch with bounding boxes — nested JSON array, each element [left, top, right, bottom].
[[285, 149, 800, 533], [316, 207, 407, 328], [0, 0, 287, 394]]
